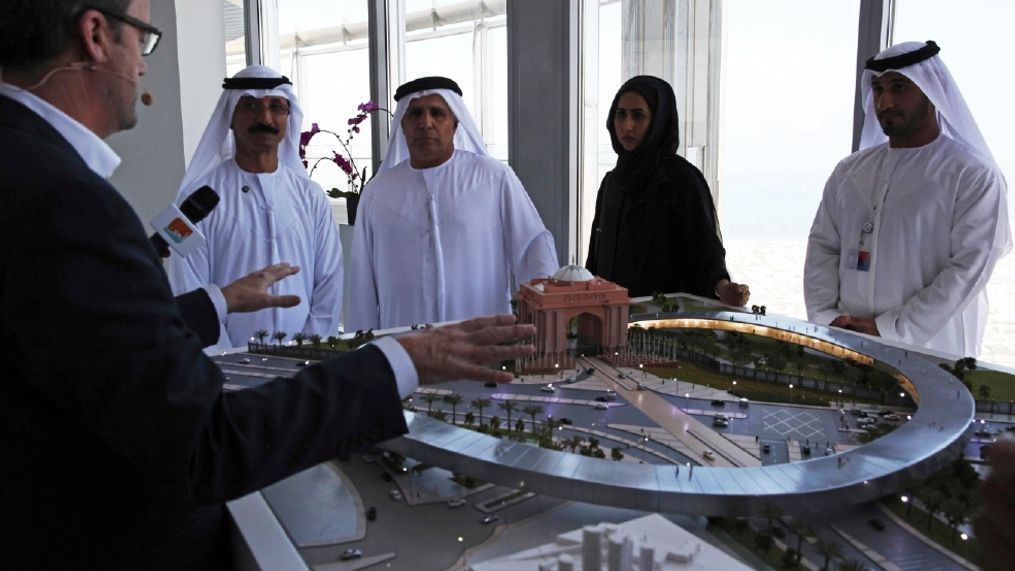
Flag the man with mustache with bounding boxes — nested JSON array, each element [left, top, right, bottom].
[[804, 41, 1010, 358], [347, 76, 559, 330], [169, 65, 343, 350]]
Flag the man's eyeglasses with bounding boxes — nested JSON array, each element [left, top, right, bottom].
[[88, 6, 162, 56], [236, 100, 292, 117]]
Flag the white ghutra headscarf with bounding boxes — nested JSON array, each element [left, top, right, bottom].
[[179, 65, 306, 192], [859, 41, 995, 168], [377, 76, 488, 175]]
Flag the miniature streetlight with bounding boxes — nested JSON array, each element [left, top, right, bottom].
[[789, 384, 794, 404], [731, 380, 737, 396], [900, 495, 909, 503], [838, 389, 843, 407], [960, 532, 969, 541]]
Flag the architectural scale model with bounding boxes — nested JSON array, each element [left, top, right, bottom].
[[221, 265, 1000, 570]]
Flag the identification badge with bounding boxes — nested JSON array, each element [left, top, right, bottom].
[[856, 250, 871, 271]]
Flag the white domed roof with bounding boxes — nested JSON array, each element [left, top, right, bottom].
[[552, 264, 594, 282]]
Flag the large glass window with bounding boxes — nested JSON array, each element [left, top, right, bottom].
[[274, 0, 373, 224], [577, 0, 623, 265], [395, 0, 508, 161], [718, 0, 860, 322], [223, 0, 247, 77], [895, 0, 1015, 366]]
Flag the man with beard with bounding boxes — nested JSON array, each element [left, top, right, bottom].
[[804, 41, 1010, 358], [169, 65, 343, 350]]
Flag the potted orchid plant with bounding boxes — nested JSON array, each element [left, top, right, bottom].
[[298, 101, 389, 224]]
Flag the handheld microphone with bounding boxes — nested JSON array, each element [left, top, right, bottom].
[[150, 186, 220, 258]]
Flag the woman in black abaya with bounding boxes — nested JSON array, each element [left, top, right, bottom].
[[585, 75, 750, 305]]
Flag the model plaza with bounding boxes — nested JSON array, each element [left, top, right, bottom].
[[221, 265, 981, 570]]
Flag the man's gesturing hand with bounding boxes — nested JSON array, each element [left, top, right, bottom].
[[396, 315, 536, 385], [221, 263, 302, 314]]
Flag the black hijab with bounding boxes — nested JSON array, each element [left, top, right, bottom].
[[606, 75, 681, 191]]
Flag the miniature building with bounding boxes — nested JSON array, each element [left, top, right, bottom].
[[470, 514, 747, 570], [517, 265, 630, 356]]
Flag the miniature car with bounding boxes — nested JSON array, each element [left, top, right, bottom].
[[876, 410, 896, 417], [595, 395, 613, 402], [824, 447, 834, 456], [595, 402, 609, 410], [848, 408, 865, 416], [974, 429, 994, 438], [868, 518, 886, 531], [636, 382, 646, 390], [710, 399, 725, 407], [366, 507, 377, 521], [701, 449, 715, 460], [480, 514, 499, 525], [448, 498, 467, 508], [585, 367, 595, 374], [237, 357, 251, 364], [541, 385, 555, 393], [340, 548, 363, 560], [882, 413, 900, 421], [712, 415, 729, 428], [762, 443, 772, 454], [738, 397, 750, 407], [559, 417, 574, 425], [388, 489, 403, 501], [617, 373, 626, 378], [484, 381, 498, 388]]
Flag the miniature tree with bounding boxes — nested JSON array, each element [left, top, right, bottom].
[[421, 393, 438, 415], [309, 334, 322, 348], [522, 404, 543, 433], [611, 447, 624, 461], [254, 329, 269, 344], [444, 393, 463, 425], [789, 520, 814, 564], [979, 384, 992, 400], [292, 332, 305, 347], [471, 398, 491, 427], [759, 502, 784, 535], [813, 538, 841, 570], [837, 558, 868, 571], [463, 411, 475, 426], [489, 416, 501, 432], [498, 400, 517, 433], [271, 331, 287, 346], [754, 530, 774, 554]]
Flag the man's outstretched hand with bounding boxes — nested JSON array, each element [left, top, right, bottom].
[[397, 315, 536, 385], [221, 263, 302, 314]]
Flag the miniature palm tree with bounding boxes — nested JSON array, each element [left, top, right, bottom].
[[421, 393, 438, 415], [759, 502, 784, 535], [837, 558, 868, 571], [463, 411, 475, 426], [789, 519, 814, 564], [522, 404, 543, 433], [471, 398, 491, 427], [292, 332, 305, 347], [814, 538, 841, 570], [271, 331, 287, 346], [309, 334, 322, 348], [254, 329, 269, 344], [444, 393, 463, 425], [498, 400, 517, 433]]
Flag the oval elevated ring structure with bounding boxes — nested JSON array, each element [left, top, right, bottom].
[[379, 311, 974, 517]]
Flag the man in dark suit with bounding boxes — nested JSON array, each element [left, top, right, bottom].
[[0, 1, 535, 568]]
